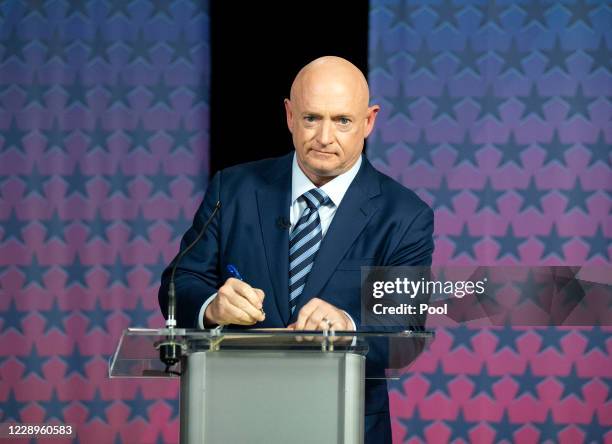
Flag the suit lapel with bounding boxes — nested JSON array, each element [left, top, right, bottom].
[[291, 158, 381, 320], [256, 154, 292, 325]]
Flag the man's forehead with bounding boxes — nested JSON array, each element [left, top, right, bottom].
[[295, 78, 367, 113]]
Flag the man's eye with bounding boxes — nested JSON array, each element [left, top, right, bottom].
[[338, 118, 350, 125], [304, 116, 317, 123]]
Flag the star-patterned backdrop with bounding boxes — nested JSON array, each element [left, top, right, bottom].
[[1, 0, 209, 442], [368, 0, 611, 442]]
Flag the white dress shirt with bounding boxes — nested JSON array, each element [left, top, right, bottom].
[[198, 153, 362, 329]]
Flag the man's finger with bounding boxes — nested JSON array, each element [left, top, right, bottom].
[[227, 292, 265, 322], [223, 302, 259, 325], [294, 300, 318, 330], [230, 279, 263, 309]]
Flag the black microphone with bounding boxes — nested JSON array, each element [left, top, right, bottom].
[[276, 216, 291, 229], [160, 200, 221, 370]]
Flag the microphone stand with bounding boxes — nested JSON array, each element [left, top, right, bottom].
[[159, 201, 222, 372]]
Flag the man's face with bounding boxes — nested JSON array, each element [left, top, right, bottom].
[[285, 76, 379, 185]]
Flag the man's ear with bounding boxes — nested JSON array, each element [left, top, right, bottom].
[[364, 104, 380, 138], [284, 99, 294, 134]]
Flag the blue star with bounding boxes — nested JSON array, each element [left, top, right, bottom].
[[169, 210, 193, 243], [493, 326, 524, 354], [41, 299, 66, 334], [149, 0, 174, 19], [148, 166, 176, 197], [167, 119, 197, 154], [516, 177, 547, 213], [147, 76, 174, 109], [448, 325, 476, 353], [19, 254, 50, 288], [499, 39, 527, 76], [514, 270, 554, 309], [583, 224, 610, 261], [408, 130, 437, 166], [1, 299, 23, 333], [64, 0, 89, 18], [538, 129, 572, 167], [443, 408, 474, 443], [18, 344, 47, 378], [472, 177, 505, 213], [83, 300, 112, 333], [128, 29, 155, 64], [453, 39, 484, 76], [0, 389, 23, 421], [385, 80, 419, 121], [449, 132, 484, 167], [63, 345, 90, 378], [42, 210, 66, 243], [1, 209, 26, 244], [584, 131, 610, 168], [448, 224, 479, 260], [106, 0, 131, 18], [62, 74, 88, 108], [169, 30, 196, 64], [475, 86, 505, 121], [428, 176, 459, 211], [586, 37, 611, 74], [518, 83, 549, 121], [81, 389, 110, 423], [43, 29, 68, 63], [409, 40, 439, 75], [165, 396, 179, 421], [126, 120, 155, 154], [562, 0, 600, 29], [103, 256, 134, 287], [542, 37, 573, 75], [39, 389, 69, 421], [518, 1, 552, 28], [562, 84, 595, 121], [19, 163, 48, 197], [557, 364, 589, 401], [495, 132, 528, 168], [383, 1, 423, 30], [397, 406, 430, 443], [512, 362, 545, 398], [86, 120, 111, 153], [423, 361, 455, 398], [63, 254, 90, 288], [22, 0, 48, 19], [493, 224, 526, 260], [62, 166, 91, 198], [87, 29, 111, 64], [124, 299, 152, 327], [474, 0, 508, 29], [581, 326, 610, 355], [469, 363, 499, 399], [86, 210, 110, 243], [187, 81, 210, 107], [1, 117, 27, 154], [104, 168, 133, 197], [22, 72, 50, 107], [430, 85, 461, 121], [430, 0, 462, 29], [0, 29, 27, 63], [365, 131, 397, 163], [561, 178, 594, 214], [533, 410, 561, 443], [127, 209, 154, 242], [145, 253, 168, 286], [368, 35, 394, 76], [581, 411, 610, 444], [536, 224, 571, 260], [124, 388, 155, 422], [491, 410, 522, 443], [42, 118, 70, 153], [534, 327, 567, 353]]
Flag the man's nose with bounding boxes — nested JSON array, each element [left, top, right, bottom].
[[317, 120, 334, 146]]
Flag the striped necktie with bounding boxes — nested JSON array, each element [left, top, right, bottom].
[[288, 188, 330, 315]]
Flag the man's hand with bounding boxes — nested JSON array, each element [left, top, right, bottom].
[[287, 298, 354, 331], [204, 278, 265, 326]]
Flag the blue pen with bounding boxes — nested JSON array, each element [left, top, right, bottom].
[[226, 264, 264, 315]]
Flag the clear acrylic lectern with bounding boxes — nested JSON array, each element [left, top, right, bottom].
[[109, 328, 433, 444]]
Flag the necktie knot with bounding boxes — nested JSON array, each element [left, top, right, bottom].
[[301, 188, 329, 210]]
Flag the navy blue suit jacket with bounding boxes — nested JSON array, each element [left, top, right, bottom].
[[159, 152, 434, 425]]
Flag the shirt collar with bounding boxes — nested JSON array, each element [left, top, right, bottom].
[[291, 152, 362, 207]]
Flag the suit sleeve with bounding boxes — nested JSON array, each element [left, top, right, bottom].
[[389, 205, 434, 267], [158, 171, 223, 328]]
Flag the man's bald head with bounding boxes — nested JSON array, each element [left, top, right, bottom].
[[284, 56, 380, 187], [289, 56, 370, 110]]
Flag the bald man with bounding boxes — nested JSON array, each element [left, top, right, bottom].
[[159, 56, 434, 443]]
